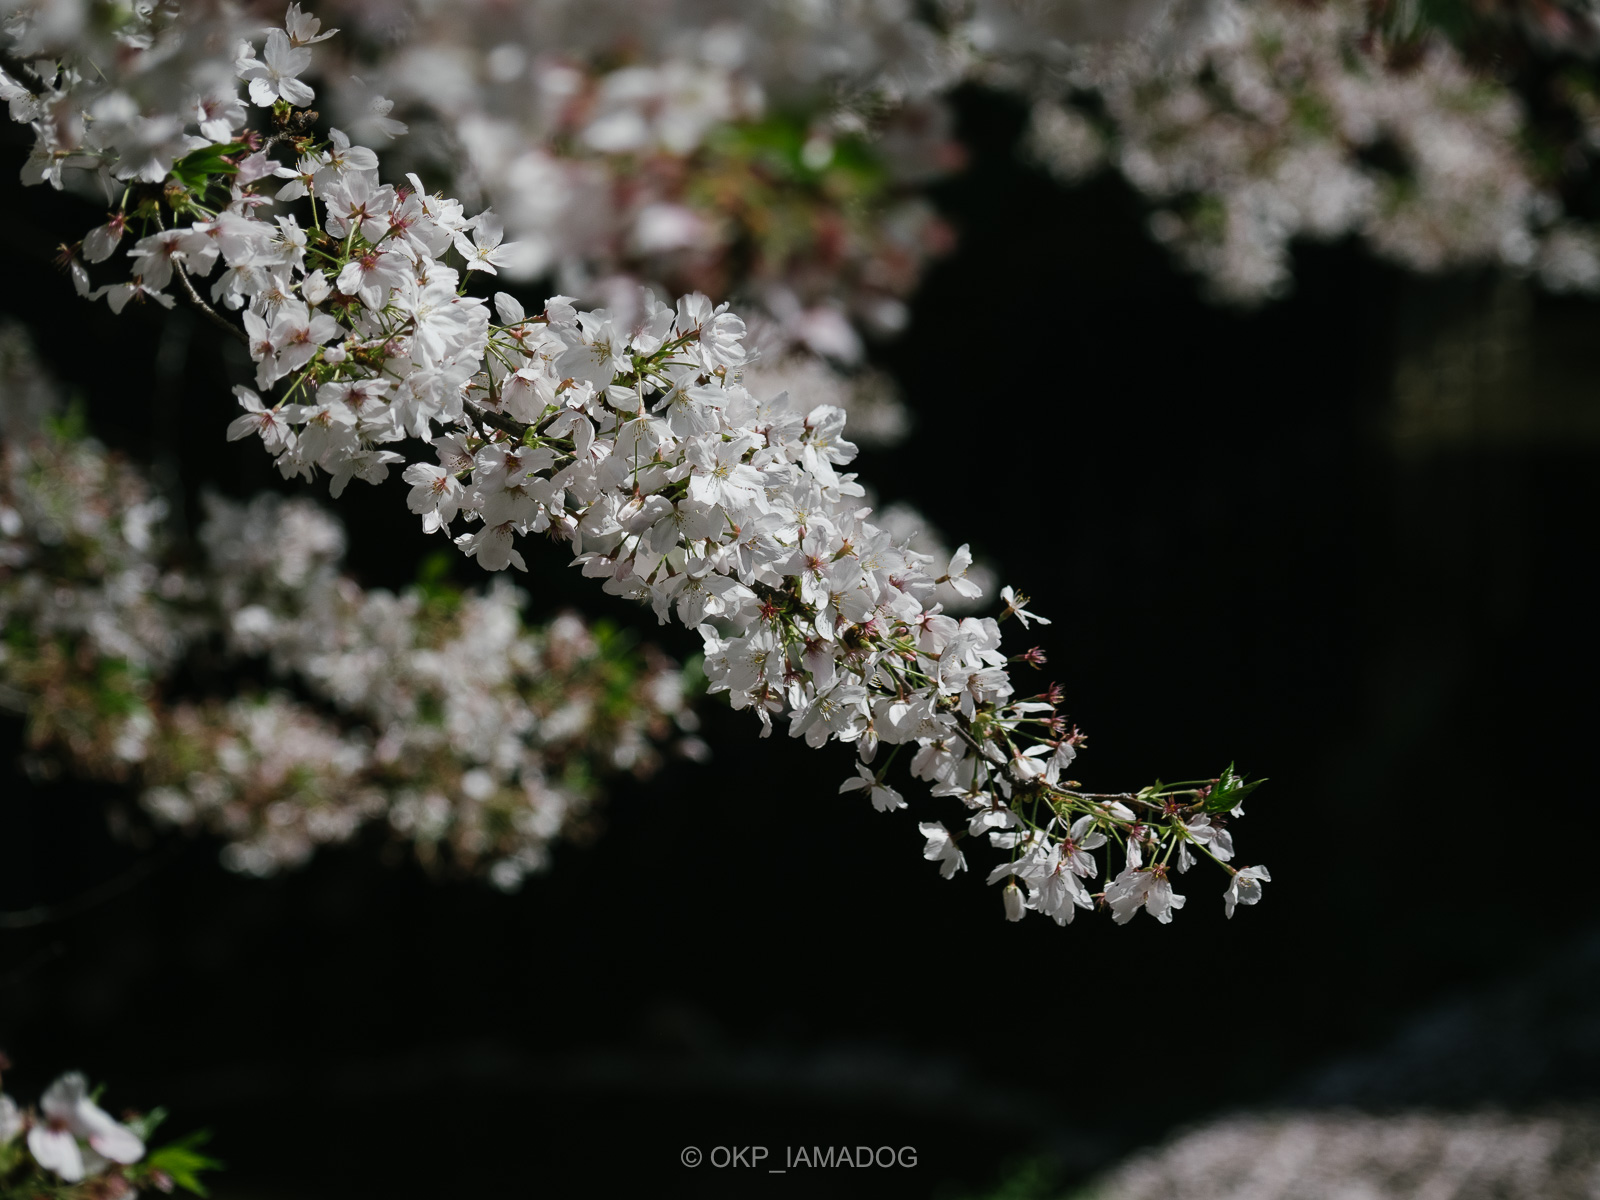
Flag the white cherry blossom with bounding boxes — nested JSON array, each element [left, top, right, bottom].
[[26, 1073, 144, 1183], [1225, 865, 1272, 917], [919, 821, 967, 879], [237, 28, 315, 108]]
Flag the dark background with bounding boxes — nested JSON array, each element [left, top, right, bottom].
[[2, 87, 1598, 1198]]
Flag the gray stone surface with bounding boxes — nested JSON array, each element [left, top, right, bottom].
[[1083, 1111, 1600, 1200]]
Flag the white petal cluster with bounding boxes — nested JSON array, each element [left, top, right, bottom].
[[170, 492, 698, 886], [281, 0, 1207, 439], [0, 328, 696, 888], [0, 0, 260, 192], [24, 1074, 144, 1184], [0, 332, 201, 768], [1015, 0, 1600, 302], [313, 0, 958, 333], [0, 1070, 145, 1187], [301, 0, 1600, 310], [214, 0, 981, 457], [6, 0, 1593, 340]]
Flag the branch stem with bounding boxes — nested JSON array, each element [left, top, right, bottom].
[[174, 262, 249, 348]]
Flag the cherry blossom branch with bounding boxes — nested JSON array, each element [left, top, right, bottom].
[[173, 261, 250, 348], [0, 331, 702, 888], [0, 2, 1270, 927]]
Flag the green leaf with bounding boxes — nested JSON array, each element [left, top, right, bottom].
[[45, 394, 89, 442], [169, 142, 247, 193], [146, 1131, 222, 1198], [416, 549, 454, 589], [414, 550, 463, 612], [1203, 762, 1265, 813], [0, 1139, 27, 1178]]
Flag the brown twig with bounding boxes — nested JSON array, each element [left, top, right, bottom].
[[174, 262, 250, 348], [469, 403, 531, 440]]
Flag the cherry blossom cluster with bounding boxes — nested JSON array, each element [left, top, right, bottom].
[[297, 0, 1209, 390], [0, 1060, 215, 1197], [166, 492, 702, 885], [0, 0, 1170, 443], [14, 0, 1597, 316], [313, 0, 965, 366], [1010, 0, 1600, 302], [0, 0, 271, 194], [0, 0, 1014, 601], [0, 328, 698, 888], [0, 5, 1269, 925], [0, 330, 198, 779], [295, 0, 1600, 309]]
